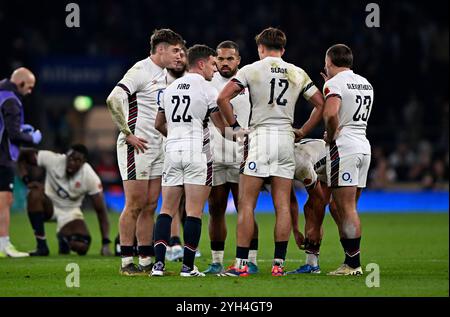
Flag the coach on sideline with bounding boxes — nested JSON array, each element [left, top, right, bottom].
[[0, 67, 42, 258]]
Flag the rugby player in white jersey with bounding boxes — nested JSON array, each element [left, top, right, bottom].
[[152, 45, 229, 277], [17, 145, 111, 256], [322, 44, 373, 276], [287, 139, 330, 274], [106, 29, 185, 276], [217, 27, 325, 276], [203, 41, 259, 275]]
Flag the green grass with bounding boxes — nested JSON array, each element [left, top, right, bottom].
[[0, 212, 448, 297]]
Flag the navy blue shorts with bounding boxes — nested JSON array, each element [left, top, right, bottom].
[[0, 165, 14, 192]]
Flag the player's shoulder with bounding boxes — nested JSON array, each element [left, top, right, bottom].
[[38, 150, 64, 160], [81, 162, 99, 177]]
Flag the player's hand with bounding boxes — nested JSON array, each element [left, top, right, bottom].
[[320, 72, 330, 82], [20, 124, 35, 134], [233, 127, 250, 144], [293, 228, 305, 250], [101, 244, 112, 256], [31, 130, 42, 145], [294, 128, 305, 143], [125, 134, 148, 154]]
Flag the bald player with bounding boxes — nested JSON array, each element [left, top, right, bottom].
[[0, 67, 42, 258]]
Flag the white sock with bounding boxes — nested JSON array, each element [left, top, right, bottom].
[[306, 253, 319, 267], [212, 250, 224, 264], [248, 250, 258, 265], [0, 236, 10, 250], [273, 258, 284, 266], [139, 256, 152, 267], [235, 258, 248, 269], [121, 256, 134, 268]]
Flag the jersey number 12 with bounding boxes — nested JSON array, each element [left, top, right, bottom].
[[268, 78, 289, 106]]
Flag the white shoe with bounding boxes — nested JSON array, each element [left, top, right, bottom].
[[151, 261, 165, 277], [327, 264, 363, 276], [180, 265, 205, 277], [1, 243, 29, 258]]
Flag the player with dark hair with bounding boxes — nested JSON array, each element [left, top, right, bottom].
[[217, 27, 325, 276], [203, 40, 259, 274], [106, 28, 185, 275], [152, 44, 230, 277], [321, 44, 373, 276], [17, 145, 111, 256]]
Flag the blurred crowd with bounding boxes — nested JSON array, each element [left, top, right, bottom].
[[0, 0, 448, 190]]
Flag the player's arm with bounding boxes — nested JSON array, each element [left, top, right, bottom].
[[296, 91, 325, 141], [154, 109, 167, 137], [17, 148, 38, 185], [89, 191, 112, 256], [210, 108, 229, 137], [323, 96, 341, 144], [217, 79, 244, 128]]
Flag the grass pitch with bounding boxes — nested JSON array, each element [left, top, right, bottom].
[[0, 212, 448, 297]]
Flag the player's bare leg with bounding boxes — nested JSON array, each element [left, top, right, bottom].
[[26, 183, 53, 256], [59, 219, 91, 255], [119, 180, 150, 275], [205, 183, 229, 273], [271, 176, 292, 276], [135, 178, 160, 271], [220, 174, 263, 276], [230, 182, 259, 272], [152, 185, 183, 276], [328, 186, 363, 276]]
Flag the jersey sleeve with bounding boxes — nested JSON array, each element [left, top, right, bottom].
[[299, 69, 319, 100], [233, 65, 250, 89], [323, 78, 342, 100], [116, 63, 146, 95], [205, 84, 220, 113], [37, 150, 61, 169], [84, 164, 103, 196], [158, 90, 165, 113]]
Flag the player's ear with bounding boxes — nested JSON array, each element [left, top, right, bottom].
[[237, 56, 241, 66], [280, 48, 285, 57]]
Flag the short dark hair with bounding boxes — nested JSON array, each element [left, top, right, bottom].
[[70, 144, 89, 159], [326, 44, 353, 68], [150, 29, 185, 54], [217, 41, 240, 54], [255, 27, 287, 50], [187, 44, 217, 68]]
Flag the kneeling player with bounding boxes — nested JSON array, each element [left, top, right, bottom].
[[18, 145, 111, 256], [286, 139, 331, 274]]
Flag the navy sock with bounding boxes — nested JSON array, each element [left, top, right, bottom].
[[236, 246, 249, 260], [120, 245, 134, 257], [274, 241, 288, 260], [341, 237, 361, 268], [138, 245, 153, 259], [28, 212, 45, 236], [183, 216, 202, 270], [211, 240, 225, 251], [250, 238, 258, 251], [304, 238, 321, 255], [154, 214, 172, 264]]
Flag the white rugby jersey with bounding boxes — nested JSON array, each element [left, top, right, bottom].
[[233, 56, 318, 130], [210, 71, 251, 163], [37, 151, 102, 210], [323, 70, 373, 156], [116, 57, 168, 149], [294, 138, 327, 180], [160, 73, 219, 153]]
